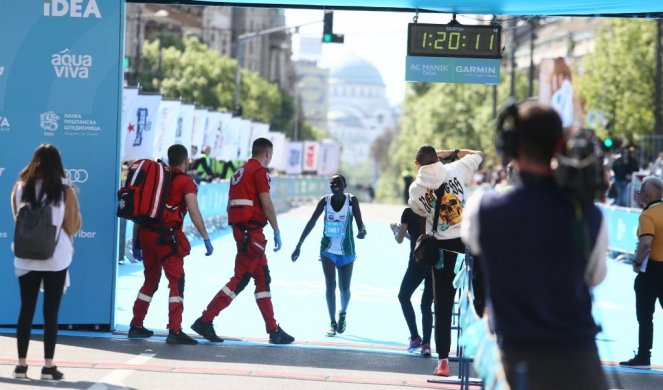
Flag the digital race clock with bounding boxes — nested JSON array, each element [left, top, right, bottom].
[[407, 23, 502, 59]]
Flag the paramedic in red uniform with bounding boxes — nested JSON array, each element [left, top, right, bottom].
[[192, 138, 295, 344], [128, 144, 214, 345]]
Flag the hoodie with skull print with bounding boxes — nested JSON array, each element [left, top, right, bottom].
[[408, 154, 482, 240]]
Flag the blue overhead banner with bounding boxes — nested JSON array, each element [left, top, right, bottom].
[[405, 56, 501, 85], [0, 0, 124, 326]]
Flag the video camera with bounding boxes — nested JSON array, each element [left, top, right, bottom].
[[439, 149, 460, 164]]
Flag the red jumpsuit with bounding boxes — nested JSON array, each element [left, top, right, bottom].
[[130, 169, 196, 333], [201, 158, 278, 332]]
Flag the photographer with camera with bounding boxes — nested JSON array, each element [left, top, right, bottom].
[[461, 102, 608, 390], [408, 145, 483, 376]]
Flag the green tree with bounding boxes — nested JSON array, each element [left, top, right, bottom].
[[138, 36, 285, 126], [577, 19, 657, 141]]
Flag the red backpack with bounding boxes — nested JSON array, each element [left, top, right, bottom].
[[117, 159, 174, 224]]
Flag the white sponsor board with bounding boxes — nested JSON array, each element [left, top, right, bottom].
[[190, 108, 208, 157], [175, 103, 195, 154], [285, 142, 303, 175], [237, 119, 253, 161], [318, 139, 341, 176], [206, 111, 223, 159], [221, 117, 242, 160], [211, 112, 232, 159], [152, 100, 181, 162], [267, 131, 287, 172], [123, 94, 162, 161], [250, 122, 270, 144]]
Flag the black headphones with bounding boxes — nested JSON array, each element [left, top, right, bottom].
[[495, 102, 521, 160]]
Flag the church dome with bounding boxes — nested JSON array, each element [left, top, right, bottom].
[[330, 58, 384, 86]]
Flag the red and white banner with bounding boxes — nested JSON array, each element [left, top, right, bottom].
[[120, 87, 139, 158], [123, 94, 162, 161], [303, 141, 320, 173]]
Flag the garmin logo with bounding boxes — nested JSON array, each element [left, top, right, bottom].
[[75, 229, 96, 239], [43, 0, 101, 18], [52, 49, 93, 79], [455, 66, 497, 74]]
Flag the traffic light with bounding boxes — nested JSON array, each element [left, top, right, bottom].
[[322, 11, 344, 44]]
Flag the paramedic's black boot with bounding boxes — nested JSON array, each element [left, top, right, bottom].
[[166, 330, 198, 345], [128, 326, 154, 339], [191, 317, 224, 342], [269, 326, 295, 344]]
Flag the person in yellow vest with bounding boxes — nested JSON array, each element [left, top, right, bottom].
[[194, 145, 213, 182]]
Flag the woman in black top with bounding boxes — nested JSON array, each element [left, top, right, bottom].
[[390, 207, 433, 356]]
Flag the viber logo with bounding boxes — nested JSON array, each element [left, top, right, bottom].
[[43, 0, 101, 18], [75, 229, 96, 239]]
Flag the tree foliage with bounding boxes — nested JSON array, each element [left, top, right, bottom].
[[577, 19, 657, 141], [138, 36, 315, 135]]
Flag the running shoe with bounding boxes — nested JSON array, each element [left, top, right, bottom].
[[619, 352, 651, 369], [41, 366, 64, 380], [128, 325, 154, 339], [326, 321, 338, 337], [421, 343, 432, 357], [166, 330, 198, 345], [407, 336, 422, 352], [337, 312, 347, 334], [269, 326, 295, 344], [191, 317, 224, 342], [13, 365, 27, 379], [434, 359, 449, 376]]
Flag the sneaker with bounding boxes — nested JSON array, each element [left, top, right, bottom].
[[619, 353, 651, 369], [41, 366, 64, 380], [434, 359, 449, 376], [13, 365, 27, 379], [326, 321, 338, 337], [128, 325, 154, 339], [166, 330, 198, 345], [407, 336, 422, 352], [421, 343, 432, 357], [269, 326, 295, 344], [337, 312, 347, 334], [191, 317, 224, 342]]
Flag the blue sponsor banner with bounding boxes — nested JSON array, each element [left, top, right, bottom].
[[0, 0, 123, 326], [405, 56, 501, 84], [598, 204, 640, 254]]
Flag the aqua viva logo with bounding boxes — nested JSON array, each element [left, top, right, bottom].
[[52, 49, 93, 79], [43, 0, 101, 18]]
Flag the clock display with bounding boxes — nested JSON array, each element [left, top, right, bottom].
[[408, 23, 502, 58]]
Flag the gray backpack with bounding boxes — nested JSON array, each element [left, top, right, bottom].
[[14, 199, 63, 260]]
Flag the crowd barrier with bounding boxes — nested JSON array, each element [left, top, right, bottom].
[[122, 176, 328, 259]]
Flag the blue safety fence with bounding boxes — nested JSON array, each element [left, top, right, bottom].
[[598, 204, 640, 254], [121, 175, 328, 261]]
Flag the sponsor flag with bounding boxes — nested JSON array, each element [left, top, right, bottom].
[[303, 141, 320, 173], [152, 100, 181, 162], [123, 94, 162, 161], [120, 87, 139, 158], [267, 131, 287, 172], [211, 112, 232, 159], [190, 108, 207, 157], [175, 103, 195, 153], [318, 139, 340, 176], [250, 122, 270, 143], [238, 119, 253, 161], [285, 142, 304, 175], [206, 111, 223, 158], [221, 117, 242, 160]]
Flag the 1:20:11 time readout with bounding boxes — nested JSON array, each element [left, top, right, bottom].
[[418, 31, 496, 51]]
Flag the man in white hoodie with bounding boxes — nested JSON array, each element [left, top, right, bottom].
[[408, 145, 483, 377]]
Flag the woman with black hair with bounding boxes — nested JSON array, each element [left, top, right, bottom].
[[291, 174, 366, 336], [10, 144, 81, 380]]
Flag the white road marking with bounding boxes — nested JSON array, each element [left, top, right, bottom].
[[87, 352, 155, 390]]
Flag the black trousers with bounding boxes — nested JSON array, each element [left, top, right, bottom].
[[433, 237, 465, 358], [635, 260, 663, 357], [501, 345, 607, 390], [17, 269, 67, 360], [398, 260, 433, 343]]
